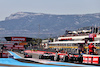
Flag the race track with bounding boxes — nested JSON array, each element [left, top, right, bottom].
[[0, 51, 98, 67]]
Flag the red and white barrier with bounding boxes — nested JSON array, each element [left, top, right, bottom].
[[83, 56, 88, 63], [93, 56, 99, 64], [83, 54, 100, 64], [88, 56, 92, 64]]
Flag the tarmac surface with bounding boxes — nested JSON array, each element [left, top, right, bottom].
[[0, 51, 99, 67]]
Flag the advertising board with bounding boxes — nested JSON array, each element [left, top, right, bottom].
[[11, 37, 26, 41]]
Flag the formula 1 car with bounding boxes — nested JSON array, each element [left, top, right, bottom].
[[24, 53, 32, 58], [68, 53, 83, 63], [57, 53, 68, 62], [39, 52, 54, 60]]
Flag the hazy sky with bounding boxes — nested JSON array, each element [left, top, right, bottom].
[[0, 0, 100, 21]]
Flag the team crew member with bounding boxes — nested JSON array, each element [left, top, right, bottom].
[[88, 43, 96, 55]]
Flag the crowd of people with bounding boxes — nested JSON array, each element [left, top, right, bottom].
[[78, 43, 97, 55]]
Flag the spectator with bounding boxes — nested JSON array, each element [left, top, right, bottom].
[[88, 43, 96, 55], [81, 51, 85, 55]]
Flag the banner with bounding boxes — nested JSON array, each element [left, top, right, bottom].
[[4, 44, 13, 47], [15, 45, 24, 47], [13, 47, 18, 49], [92, 56, 99, 64], [11, 37, 26, 41]]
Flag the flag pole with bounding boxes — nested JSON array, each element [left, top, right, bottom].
[[95, 24, 96, 34], [98, 23, 99, 34]]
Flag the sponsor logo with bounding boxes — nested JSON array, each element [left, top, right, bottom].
[[11, 37, 26, 41], [93, 58, 98, 61]]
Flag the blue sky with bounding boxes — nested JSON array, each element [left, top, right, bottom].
[[0, 0, 100, 21]]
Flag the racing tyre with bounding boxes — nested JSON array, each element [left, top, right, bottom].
[[63, 56, 68, 62], [41, 55, 44, 59], [70, 57, 75, 63], [39, 55, 41, 59], [51, 56, 54, 61], [78, 57, 83, 63]]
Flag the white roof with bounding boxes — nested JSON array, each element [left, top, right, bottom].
[[49, 41, 85, 44], [77, 31, 82, 33], [42, 40, 49, 43], [88, 41, 100, 43], [58, 35, 89, 40], [72, 31, 77, 33], [68, 32, 72, 33], [49, 40, 100, 44], [82, 30, 88, 32]]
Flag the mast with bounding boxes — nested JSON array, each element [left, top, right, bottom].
[[38, 24, 40, 47], [98, 23, 99, 34], [92, 24, 93, 34], [95, 24, 96, 34]]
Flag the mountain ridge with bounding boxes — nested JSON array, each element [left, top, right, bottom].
[[0, 12, 100, 38]]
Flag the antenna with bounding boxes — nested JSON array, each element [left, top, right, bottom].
[[98, 23, 99, 34], [38, 24, 40, 46], [92, 24, 93, 34], [95, 24, 96, 34]]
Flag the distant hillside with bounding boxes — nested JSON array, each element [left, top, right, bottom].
[[0, 12, 100, 38]]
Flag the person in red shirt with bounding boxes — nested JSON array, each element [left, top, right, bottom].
[[88, 43, 96, 55]]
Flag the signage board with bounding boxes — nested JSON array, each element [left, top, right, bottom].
[[92, 56, 99, 64], [11, 37, 26, 41]]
